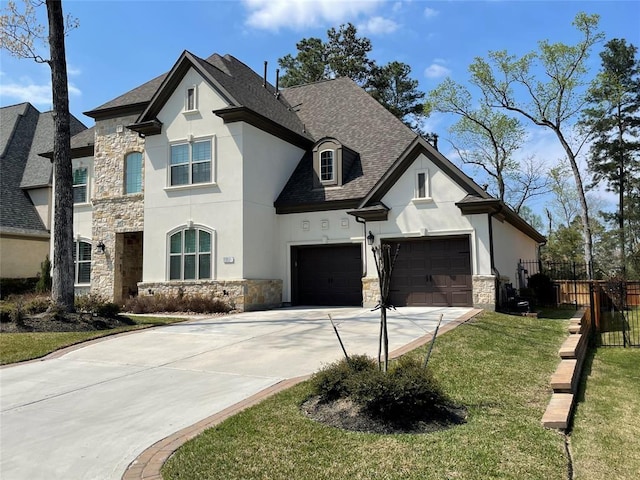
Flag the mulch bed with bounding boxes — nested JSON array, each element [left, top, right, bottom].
[[0, 312, 136, 333], [301, 395, 467, 434]]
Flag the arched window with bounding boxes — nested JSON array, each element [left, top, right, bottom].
[[125, 152, 143, 194], [169, 227, 212, 280], [73, 240, 92, 284], [319, 149, 334, 183]]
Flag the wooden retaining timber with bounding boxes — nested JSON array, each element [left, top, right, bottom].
[[542, 309, 590, 430]]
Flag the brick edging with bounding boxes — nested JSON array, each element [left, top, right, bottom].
[[121, 307, 483, 480]]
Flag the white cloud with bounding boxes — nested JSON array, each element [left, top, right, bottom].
[[359, 16, 398, 35], [242, 0, 382, 31], [0, 76, 81, 107], [424, 63, 451, 79], [424, 7, 439, 18]]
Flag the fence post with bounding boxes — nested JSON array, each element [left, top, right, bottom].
[[589, 281, 598, 347]]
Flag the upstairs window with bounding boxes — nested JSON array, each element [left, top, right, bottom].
[[320, 150, 334, 183], [185, 86, 197, 112], [413, 169, 432, 203], [73, 167, 88, 203], [170, 139, 212, 186], [124, 152, 143, 194], [73, 240, 91, 284], [169, 228, 212, 280]]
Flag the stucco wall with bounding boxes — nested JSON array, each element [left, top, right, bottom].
[[0, 234, 49, 278], [26, 187, 52, 230], [492, 215, 540, 283]]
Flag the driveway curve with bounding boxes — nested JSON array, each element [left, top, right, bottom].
[[0, 306, 474, 480]]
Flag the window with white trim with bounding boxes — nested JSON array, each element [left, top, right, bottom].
[[170, 138, 212, 186], [185, 85, 197, 112], [124, 152, 143, 194], [73, 240, 91, 284], [415, 169, 430, 199], [320, 150, 334, 183], [169, 227, 212, 280], [73, 167, 88, 203]]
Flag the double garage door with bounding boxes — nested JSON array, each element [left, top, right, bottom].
[[291, 236, 472, 307]]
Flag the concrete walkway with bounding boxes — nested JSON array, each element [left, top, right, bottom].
[[0, 306, 474, 480]]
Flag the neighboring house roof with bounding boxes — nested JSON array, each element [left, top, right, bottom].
[[0, 102, 87, 235]]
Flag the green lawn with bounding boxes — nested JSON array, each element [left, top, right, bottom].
[[163, 311, 571, 480], [571, 347, 640, 480], [0, 315, 186, 365]]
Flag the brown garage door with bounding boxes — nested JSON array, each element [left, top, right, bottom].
[[386, 237, 472, 307], [291, 244, 363, 306]]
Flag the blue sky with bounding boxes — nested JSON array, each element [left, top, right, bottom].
[[2, 0, 639, 216]]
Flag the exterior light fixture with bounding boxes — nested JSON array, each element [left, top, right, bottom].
[[367, 231, 375, 246], [96, 241, 106, 253]]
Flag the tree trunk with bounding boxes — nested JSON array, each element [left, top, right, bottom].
[[556, 129, 594, 279], [47, 0, 74, 311]]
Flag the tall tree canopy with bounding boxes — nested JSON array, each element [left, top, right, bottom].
[[580, 38, 640, 277], [467, 12, 604, 278], [426, 78, 548, 211], [1, 0, 78, 311], [278, 23, 425, 131]]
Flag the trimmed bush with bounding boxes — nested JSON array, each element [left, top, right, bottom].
[[0, 278, 38, 299], [35, 256, 52, 293], [75, 293, 121, 318], [309, 355, 448, 423], [123, 293, 232, 314]]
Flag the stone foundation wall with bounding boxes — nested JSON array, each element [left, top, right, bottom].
[[362, 277, 380, 308], [473, 275, 496, 311], [137, 279, 282, 312]]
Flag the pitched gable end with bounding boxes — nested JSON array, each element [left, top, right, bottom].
[[128, 51, 239, 136]]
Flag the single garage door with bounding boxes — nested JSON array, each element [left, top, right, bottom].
[[386, 236, 472, 307], [291, 244, 363, 306]]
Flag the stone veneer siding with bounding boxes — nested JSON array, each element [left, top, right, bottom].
[[91, 115, 145, 302], [362, 277, 380, 308], [473, 274, 496, 311], [137, 279, 283, 312]]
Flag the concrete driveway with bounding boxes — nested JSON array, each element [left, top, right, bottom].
[[0, 306, 474, 480]]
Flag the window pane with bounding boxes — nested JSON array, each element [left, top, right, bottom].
[[125, 152, 142, 194], [170, 144, 189, 165], [199, 254, 211, 279], [170, 232, 182, 254], [73, 185, 87, 203], [79, 241, 92, 261], [171, 164, 189, 186], [184, 230, 196, 253], [199, 231, 211, 252], [320, 151, 333, 181], [418, 172, 426, 198], [191, 161, 211, 184], [184, 255, 196, 279], [192, 141, 211, 161], [169, 256, 182, 280], [73, 168, 87, 185], [77, 263, 91, 284], [187, 88, 195, 110]]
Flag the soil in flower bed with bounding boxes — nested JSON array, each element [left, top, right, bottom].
[[301, 395, 467, 435], [0, 312, 136, 333]]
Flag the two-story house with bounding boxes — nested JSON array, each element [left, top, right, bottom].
[[64, 51, 544, 311]]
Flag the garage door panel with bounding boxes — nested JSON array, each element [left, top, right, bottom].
[[293, 245, 362, 306], [386, 237, 472, 307]]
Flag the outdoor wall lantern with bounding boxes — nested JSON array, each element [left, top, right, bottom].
[[367, 231, 375, 246], [96, 240, 106, 253]]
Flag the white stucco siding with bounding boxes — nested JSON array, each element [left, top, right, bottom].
[[142, 67, 245, 282], [27, 187, 52, 230], [380, 154, 473, 236], [276, 211, 365, 303], [242, 124, 305, 278], [492, 216, 539, 282]]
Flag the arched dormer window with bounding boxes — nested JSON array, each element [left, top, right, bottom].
[[312, 137, 359, 188], [319, 149, 335, 183]]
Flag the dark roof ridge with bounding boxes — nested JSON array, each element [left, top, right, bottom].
[[281, 76, 350, 90]]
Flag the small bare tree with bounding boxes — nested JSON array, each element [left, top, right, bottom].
[[1, 0, 78, 311]]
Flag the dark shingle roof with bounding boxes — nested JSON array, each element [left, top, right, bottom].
[[275, 77, 417, 207], [70, 126, 95, 150], [1, 102, 87, 233], [86, 73, 167, 116]]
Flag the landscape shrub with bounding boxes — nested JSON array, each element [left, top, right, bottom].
[[309, 355, 448, 423], [528, 273, 555, 306], [75, 293, 121, 318], [123, 293, 232, 314], [0, 278, 38, 299], [23, 295, 51, 314], [35, 256, 52, 293], [0, 303, 13, 323]]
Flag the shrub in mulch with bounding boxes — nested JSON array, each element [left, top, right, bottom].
[[123, 293, 232, 315], [305, 355, 467, 434]]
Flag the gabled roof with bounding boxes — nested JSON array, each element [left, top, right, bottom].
[[275, 77, 417, 211], [1, 102, 87, 235]]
